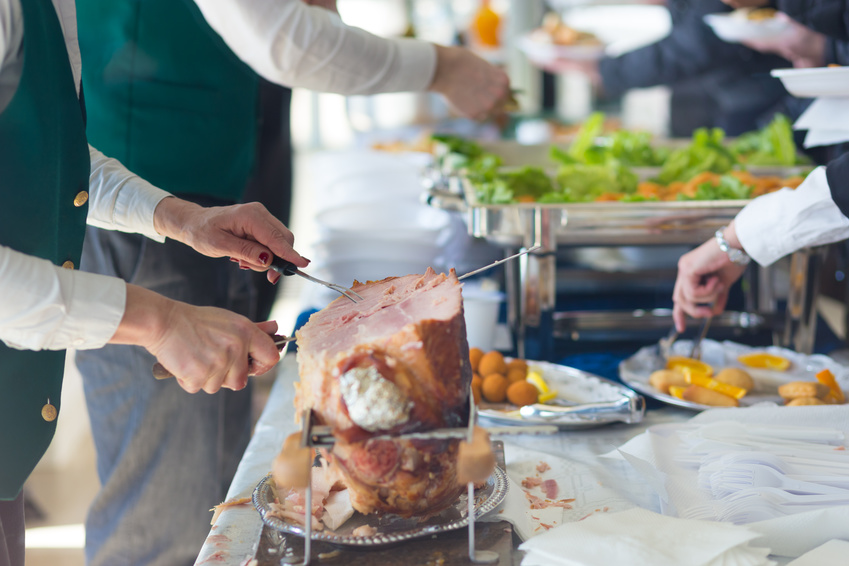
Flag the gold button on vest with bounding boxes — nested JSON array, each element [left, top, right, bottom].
[[41, 403, 58, 422], [73, 190, 89, 207], [62, 260, 75, 269]]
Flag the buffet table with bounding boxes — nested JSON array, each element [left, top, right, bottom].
[[192, 354, 698, 565]]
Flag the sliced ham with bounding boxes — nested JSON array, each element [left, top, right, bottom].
[[294, 269, 473, 517]]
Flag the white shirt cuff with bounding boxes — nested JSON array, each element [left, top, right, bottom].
[[736, 166, 849, 266], [0, 248, 126, 351]]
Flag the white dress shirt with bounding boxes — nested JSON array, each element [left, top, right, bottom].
[[0, 0, 171, 352], [736, 165, 849, 266], [193, 0, 436, 95]]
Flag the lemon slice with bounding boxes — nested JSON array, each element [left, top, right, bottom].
[[738, 352, 791, 371], [538, 390, 558, 403], [526, 370, 550, 394]]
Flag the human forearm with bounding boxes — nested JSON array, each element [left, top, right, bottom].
[[193, 0, 435, 95], [87, 145, 172, 241], [736, 166, 849, 265], [0, 245, 125, 351]]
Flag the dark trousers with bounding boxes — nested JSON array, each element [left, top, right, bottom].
[[0, 492, 24, 566]]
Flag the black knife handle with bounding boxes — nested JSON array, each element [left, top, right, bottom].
[[270, 256, 298, 276]]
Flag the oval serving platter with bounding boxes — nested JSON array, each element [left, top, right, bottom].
[[253, 465, 508, 546], [619, 338, 849, 411], [477, 359, 645, 429]]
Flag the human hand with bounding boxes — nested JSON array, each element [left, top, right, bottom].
[[721, 0, 770, 9], [112, 286, 282, 393], [741, 14, 826, 68], [672, 226, 748, 333], [428, 45, 511, 121], [301, 0, 338, 13], [152, 198, 308, 284]]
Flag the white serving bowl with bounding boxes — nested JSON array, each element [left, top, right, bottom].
[[317, 257, 437, 287], [315, 202, 451, 243], [319, 169, 425, 212], [313, 236, 442, 265]]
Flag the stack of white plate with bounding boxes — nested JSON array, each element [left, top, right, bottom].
[[312, 155, 452, 287]]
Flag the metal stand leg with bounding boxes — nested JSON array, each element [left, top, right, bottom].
[[783, 247, 826, 354], [467, 481, 497, 564]]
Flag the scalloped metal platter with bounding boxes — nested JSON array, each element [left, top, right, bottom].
[[253, 466, 508, 546]]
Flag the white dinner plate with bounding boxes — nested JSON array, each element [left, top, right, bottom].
[[619, 338, 849, 411], [704, 12, 791, 43], [771, 66, 849, 98], [517, 32, 606, 63]]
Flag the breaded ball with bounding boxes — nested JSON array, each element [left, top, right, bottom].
[[778, 381, 830, 400], [482, 373, 509, 403], [507, 367, 527, 383], [786, 396, 826, 406], [478, 351, 507, 377], [649, 369, 687, 394], [506, 380, 539, 406], [469, 348, 484, 372], [714, 368, 754, 391], [471, 375, 483, 404], [506, 358, 528, 374]]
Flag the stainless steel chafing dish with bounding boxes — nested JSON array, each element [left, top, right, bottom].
[[423, 141, 826, 360]]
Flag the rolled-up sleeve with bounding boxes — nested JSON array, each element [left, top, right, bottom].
[[735, 166, 849, 266], [0, 246, 126, 351], [87, 146, 172, 242], [193, 0, 436, 95]]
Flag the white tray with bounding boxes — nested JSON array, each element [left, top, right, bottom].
[[619, 338, 849, 411]]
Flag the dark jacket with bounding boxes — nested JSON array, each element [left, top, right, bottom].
[[599, 0, 791, 136]]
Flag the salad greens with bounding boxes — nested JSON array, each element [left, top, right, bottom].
[[729, 114, 809, 166], [655, 127, 738, 185], [676, 174, 753, 201], [435, 112, 808, 205]]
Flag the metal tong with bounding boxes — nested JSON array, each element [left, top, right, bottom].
[[270, 256, 363, 303]]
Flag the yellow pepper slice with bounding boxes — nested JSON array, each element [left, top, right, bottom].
[[738, 352, 792, 371], [668, 385, 687, 400], [684, 370, 748, 399], [666, 356, 714, 378], [815, 369, 846, 404]]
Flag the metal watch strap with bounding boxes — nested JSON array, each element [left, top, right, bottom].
[[715, 227, 750, 265]]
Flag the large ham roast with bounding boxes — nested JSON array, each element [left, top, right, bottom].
[[294, 268, 473, 517]]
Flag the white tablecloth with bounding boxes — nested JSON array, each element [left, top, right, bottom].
[[192, 354, 694, 565]]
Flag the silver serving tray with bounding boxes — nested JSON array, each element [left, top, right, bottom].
[[425, 140, 809, 246], [478, 359, 645, 429], [619, 338, 849, 411], [253, 466, 508, 546]]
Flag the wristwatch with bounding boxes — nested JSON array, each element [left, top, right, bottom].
[[715, 227, 750, 266]]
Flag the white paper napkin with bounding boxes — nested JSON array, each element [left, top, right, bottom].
[[786, 539, 849, 566], [793, 98, 849, 148], [481, 442, 637, 541], [609, 406, 849, 558], [518, 507, 774, 566]]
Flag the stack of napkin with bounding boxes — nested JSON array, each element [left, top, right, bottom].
[[519, 508, 774, 566], [794, 98, 849, 148]]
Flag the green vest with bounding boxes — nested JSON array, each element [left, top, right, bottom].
[[0, 0, 91, 500], [77, 0, 260, 201]]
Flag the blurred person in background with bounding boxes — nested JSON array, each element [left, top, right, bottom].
[[673, 0, 849, 328], [75, 1, 512, 565], [527, 0, 790, 137]]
